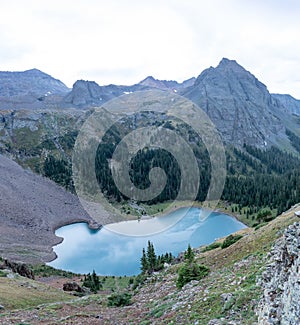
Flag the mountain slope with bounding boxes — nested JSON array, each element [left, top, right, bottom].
[[0, 154, 92, 263], [0, 69, 69, 97], [272, 93, 300, 116], [0, 69, 69, 110]]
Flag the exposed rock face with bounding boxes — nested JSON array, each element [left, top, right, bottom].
[[257, 222, 300, 324], [272, 93, 300, 116], [0, 108, 88, 159], [64, 80, 112, 106], [182, 58, 290, 148]]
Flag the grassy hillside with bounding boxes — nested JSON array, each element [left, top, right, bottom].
[[0, 276, 72, 310], [0, 203, 298, 324]]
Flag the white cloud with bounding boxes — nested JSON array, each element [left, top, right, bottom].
[[0, 0, 300, 97]]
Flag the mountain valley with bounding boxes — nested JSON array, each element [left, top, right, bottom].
[[0, 58, 299, 324]]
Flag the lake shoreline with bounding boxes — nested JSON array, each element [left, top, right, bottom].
[[48, 201, 247, 265], [48, 207, 247, 276], [135, 200, 248, 227]]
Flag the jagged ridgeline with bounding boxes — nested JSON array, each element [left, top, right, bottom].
[[94, 111, 211, 204]]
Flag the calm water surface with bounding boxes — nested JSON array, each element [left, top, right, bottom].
[[48, 207, 246, 276]]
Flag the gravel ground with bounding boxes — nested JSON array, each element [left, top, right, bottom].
[[0, 154, 93, 264]]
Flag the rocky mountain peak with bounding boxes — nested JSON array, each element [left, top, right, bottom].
[[0, 61, 298, 149], [183, 59, 286, 148], [23, 68, 49, 76], [0, 68, 69, 98], [138, 76, 169, 90], [217, 57, 242, 70], [140, 76, 156, 83], [64, 80, 103, 106]]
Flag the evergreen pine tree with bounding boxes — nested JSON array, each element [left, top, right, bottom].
[[184, 244, 195, 263], [147, 241, 157, 273], [141, 248, 148, 274]]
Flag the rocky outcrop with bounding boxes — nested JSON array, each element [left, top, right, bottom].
[[63, 282, 85, 293], [64, 80, 107, 106], [257, 222, 300, 324], [4, 259, 34, 279]]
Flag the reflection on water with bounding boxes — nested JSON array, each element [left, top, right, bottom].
[[48, 208, 246, 276]]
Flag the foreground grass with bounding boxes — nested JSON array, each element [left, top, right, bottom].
[[33, 264, 135, 292], [0, 276, 72, 310]]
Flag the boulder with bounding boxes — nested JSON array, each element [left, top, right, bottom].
[[63, 282, 84, 293]]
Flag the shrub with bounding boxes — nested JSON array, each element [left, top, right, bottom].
[[128, 278, 134, 285], [254, 222, 268, 231], [132, 274, 146, 290], [257, 208, 273, 222], [107, 292, 132, 307], [0, 270, 7, 277], [176, 263, 209, 289], [201, 242, 222, 252], [176, 244, 209, 289], [221, 234, 243, 249]]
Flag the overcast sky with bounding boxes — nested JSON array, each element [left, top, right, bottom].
[[1, 0, 300, 97]]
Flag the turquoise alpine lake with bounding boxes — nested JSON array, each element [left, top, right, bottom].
[[48, 207, 246, 276]]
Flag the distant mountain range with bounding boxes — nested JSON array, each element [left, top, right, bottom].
[[0, 59, 299, 149]]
